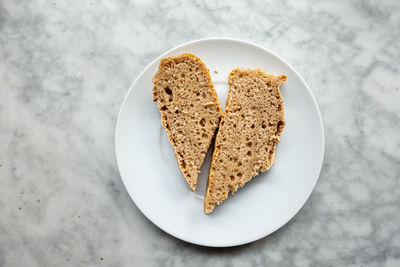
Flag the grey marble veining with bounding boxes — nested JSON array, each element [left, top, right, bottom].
[[1, 0, 399, 266]]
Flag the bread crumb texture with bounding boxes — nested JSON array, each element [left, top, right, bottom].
[[204, 68, 287, 213], [153, 53, 222, 191]]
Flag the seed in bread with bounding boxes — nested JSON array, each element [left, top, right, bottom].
[[204, 68, 286, 213], [153, 53, 222, 191]]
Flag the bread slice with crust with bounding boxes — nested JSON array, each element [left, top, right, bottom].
[[152, 53, 222, 191], [204, 68, 287, 213]]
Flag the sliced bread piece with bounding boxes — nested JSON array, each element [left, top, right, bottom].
[[153, 53, 222, 191], [204, 68, 287, 213]]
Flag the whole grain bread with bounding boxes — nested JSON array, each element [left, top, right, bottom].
[[153, 53, 222, 191], [204, 68, 287, 213]]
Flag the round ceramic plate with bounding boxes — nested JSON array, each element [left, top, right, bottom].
[[115, 38, 324, 247]]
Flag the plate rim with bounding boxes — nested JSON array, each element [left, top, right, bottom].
[[115, 37, 325, 247]]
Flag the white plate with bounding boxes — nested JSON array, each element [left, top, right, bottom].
[[115, 38, 324, 247]]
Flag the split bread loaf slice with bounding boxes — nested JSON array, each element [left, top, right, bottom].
[[153, 53, 222, 191], [204, 68, 287, 213]]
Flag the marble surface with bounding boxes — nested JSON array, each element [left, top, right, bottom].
[[1, 0, 399, 266]]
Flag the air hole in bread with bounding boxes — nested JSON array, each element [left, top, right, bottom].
[[277, 121, 284, 132], [200, 118, 206, 127], [164, 87, 172, 95], [262, 122, 266, 129]]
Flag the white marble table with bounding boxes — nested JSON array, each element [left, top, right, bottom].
[[1, 0, 399, 266]]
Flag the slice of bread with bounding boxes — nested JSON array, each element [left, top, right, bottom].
[[153, 53, 222, 191], [204, 68, 287, 213]]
